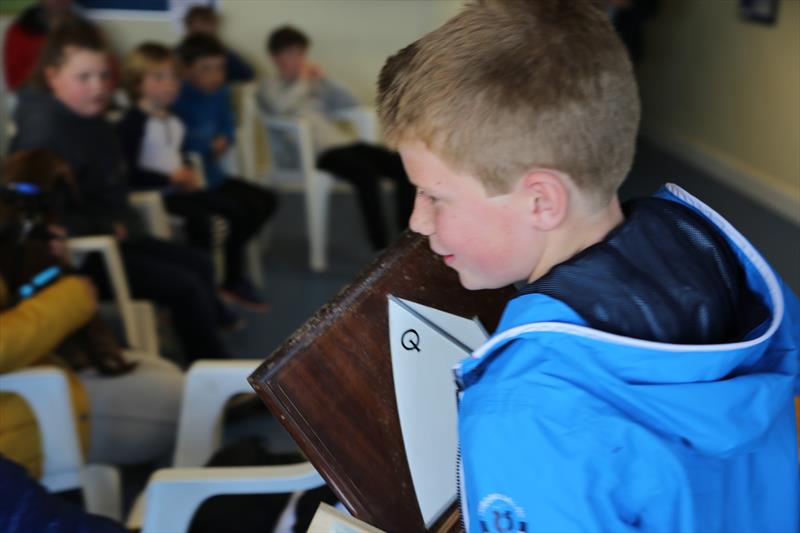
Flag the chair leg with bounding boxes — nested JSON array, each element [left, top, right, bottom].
[[307, 171, 333, 273], [81, 464, 122, 522], [247, 238, 264, 289], [210, 216, 229, 285]]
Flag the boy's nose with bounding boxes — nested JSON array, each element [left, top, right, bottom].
[[408, 196, 434, 236]]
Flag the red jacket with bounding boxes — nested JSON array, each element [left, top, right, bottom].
[[2, 20, 46, 90]]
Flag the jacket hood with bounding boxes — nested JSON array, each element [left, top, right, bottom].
[[459, 184, 799, 458]]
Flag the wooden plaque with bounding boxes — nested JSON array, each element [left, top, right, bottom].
[[249, 231, 513, 532]]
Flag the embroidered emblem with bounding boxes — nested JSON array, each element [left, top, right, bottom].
[[478, 493, 527, 533]]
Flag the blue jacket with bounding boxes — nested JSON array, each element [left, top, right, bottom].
[[0, 455, 125, 533], [171, 82, 235, 189], [456, 184, 799, 533]]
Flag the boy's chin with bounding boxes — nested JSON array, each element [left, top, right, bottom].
[[458, 270, 522, 291], [457, 272, 495, 292]]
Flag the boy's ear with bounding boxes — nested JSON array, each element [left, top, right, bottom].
[[519, 169, 569, 231]]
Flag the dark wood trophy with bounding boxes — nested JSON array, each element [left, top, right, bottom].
[[248, 231, 513, 532]]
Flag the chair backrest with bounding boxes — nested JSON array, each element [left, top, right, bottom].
[[260, 114, 317, 187], [259, 106, 378, 188], [0, 368, 83, 492], [65, 236, 142, 350], [172, 360, 262, 467]]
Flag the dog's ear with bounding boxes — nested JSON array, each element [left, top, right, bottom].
[[42, 151, 77, 191]]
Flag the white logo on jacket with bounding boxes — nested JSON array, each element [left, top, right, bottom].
[[478, 493, 527, 533]]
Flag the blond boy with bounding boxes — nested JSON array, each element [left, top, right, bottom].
[[377, 1, 800, 531]]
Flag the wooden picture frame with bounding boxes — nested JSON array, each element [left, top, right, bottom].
[[249, 231, 513, 532]]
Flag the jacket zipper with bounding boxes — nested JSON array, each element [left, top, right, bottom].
[[454, 367, 468, 533]]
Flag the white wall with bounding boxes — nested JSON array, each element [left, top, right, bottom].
[[82, 0, 464, 104], [638, 0, 800, 222], [1, 1, 464, 167]]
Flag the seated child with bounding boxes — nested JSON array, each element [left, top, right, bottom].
[[183, 5, 254, 83], [258, 26, 415, 250], [118, 42, 200, 195], [376, 1, 799, 531], [10, 18, 238, 363], [172, 33, 277, 307], [118, 41, 263, 313]]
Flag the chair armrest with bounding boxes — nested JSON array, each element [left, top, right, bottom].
[[187, 152, 207, 188], [172, 360, 263, 467], [330, 106, 379, 143], [0, 367, 82, 492], [66, 236, 141, 351], [260, 114, 306, 132], [127, 299, 159, 356], [133, 463, 323, 532], [128, 191, 172, 240]]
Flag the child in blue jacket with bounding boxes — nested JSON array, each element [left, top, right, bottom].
[[172, 33, 276, 309], [376, 1, 799, 531]]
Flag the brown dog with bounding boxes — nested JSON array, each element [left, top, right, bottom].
[[0, 149, 135, 375]]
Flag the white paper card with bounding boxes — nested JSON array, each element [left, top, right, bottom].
[[387, 295, 488, 527], [306, 503, 386, 533]]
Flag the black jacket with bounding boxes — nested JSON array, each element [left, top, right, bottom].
[[10, 89, 145, 238]]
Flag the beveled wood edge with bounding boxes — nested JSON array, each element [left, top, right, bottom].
[[252, 231, 424, 377]]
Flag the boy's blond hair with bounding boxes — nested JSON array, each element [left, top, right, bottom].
[[122, 42, 175, 102], [377, 0, 640, 202]]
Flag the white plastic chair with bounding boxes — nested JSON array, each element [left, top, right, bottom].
[[127, 359, 324, 532], [1, 360, 322, 531], [65, 236, 159, 355], [0, 367, 122, 521], [128, 190, 173, 240], [258, 106, 379, 273]]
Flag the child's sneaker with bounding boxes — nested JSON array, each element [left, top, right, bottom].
[[221, 279, 270, 313]]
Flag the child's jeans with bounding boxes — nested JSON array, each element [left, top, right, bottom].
[[317, 142, 415, 249], [164, 179, 277, 286]]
